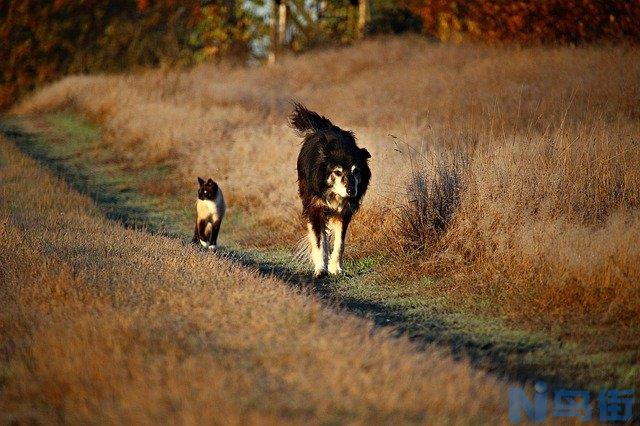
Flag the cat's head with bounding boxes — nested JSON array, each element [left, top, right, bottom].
[[197, 177, 218, 201]]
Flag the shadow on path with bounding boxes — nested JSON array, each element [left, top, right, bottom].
[[1, 118, 182, 238], [217, 246, 560, 389]]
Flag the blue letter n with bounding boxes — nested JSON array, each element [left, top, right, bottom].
[[509, 383, 547, 423]]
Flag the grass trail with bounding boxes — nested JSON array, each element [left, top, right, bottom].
[[2, 112, 637, 393], [0, 120, 517, 424]]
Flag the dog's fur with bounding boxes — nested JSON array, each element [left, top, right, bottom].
[[290, 103, 371, 278], [193, 177, 225, 250]]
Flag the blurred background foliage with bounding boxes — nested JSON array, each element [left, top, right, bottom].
[[1, 0, 639, 109], [406, 0, 640, 44]]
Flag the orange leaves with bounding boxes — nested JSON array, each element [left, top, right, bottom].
[[137, 0, 149, 11], [404, 0, 640, 44]]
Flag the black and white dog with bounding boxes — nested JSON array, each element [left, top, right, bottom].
[[290, 103, 371, 278]]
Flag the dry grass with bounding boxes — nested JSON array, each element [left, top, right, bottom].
[[397, 149, 467, 252], [13, 36, 640, 327], [0, 137, 513, 423]]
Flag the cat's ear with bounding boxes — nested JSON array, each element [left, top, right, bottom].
[[197, 177, 205, 186]]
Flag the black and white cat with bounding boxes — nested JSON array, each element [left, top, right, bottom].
[[193, 177, 225, 250]]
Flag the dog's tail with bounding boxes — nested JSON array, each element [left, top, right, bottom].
[[289, 102, 334, 136]]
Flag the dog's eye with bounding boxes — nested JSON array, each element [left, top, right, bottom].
[[333, 170, 343, 177]]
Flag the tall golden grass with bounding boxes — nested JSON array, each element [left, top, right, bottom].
[[13, 36, 640, 327], [0, 139, 511, 423]]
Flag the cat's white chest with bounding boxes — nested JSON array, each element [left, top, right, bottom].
[[196, 193, 224, 221]]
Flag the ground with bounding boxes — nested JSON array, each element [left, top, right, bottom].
[[0, 126, 513, 424], [1, 36, 638, 423]]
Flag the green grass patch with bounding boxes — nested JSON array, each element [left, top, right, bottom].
[[47, 111, 100, 142]]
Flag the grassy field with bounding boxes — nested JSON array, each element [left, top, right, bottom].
[[3, 109, 638, 392], [13, 37, 640, 325], [0, 130, 518, 423], [1, 36, 639, 421]]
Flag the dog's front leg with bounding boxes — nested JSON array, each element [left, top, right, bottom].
[[307, 221, 327, 278], [327, 218, 344, 275], [328, 214, 350, 275]]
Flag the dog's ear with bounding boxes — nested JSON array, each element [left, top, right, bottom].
[[207, 178, 214, 185], [360, 148, 371, 159], [308, 137, 329, 196], [198, 177, 205, 186], [309, 164, 327, 196]]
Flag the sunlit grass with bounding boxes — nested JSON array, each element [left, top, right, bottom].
[[3, 110, 635, 391], [6, 37, 640, 392], [1, 136, 514, 423]]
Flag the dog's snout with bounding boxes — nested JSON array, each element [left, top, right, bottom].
[[345, 175, 358, 197], [344, 176, 357, 197]]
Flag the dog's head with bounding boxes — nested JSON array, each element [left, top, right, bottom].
[[320, 134, 371, 200], [197, 177, 218, 201], [291, 102, 372, 202]]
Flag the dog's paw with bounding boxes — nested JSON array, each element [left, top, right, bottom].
[[208, 245, 217, 251], [313, 270, 328, 279], [328, 264, 343, 275]]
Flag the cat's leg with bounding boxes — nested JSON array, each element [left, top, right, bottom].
[[198, 220, 209, 249], [208, 219, 221, 250]]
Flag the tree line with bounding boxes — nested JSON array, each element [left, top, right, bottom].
[[1, 0, 638, 109]]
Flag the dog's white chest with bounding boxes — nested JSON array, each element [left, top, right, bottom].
[[327, 198, 342, 213], [325, 194, 349, 214]]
